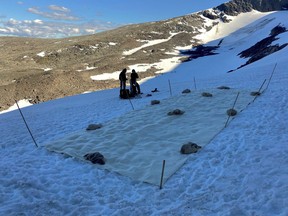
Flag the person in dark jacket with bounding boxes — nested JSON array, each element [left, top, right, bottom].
[[130, 69, 141, 95], [119, 68, 127, 90]]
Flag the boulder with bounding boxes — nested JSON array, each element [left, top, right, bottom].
[[202, 10, 219, 20], [227, 108, 237, 116], [151, 88, 159, 92], [217, 86, 230, 90], [84, 152, 105, 165], [182, 89, 191, 94], [151, 100, 160, 105], [250, 91, 261, 96], [180, 142, 202, 154], [168, 109, 185, 116], [86, 124, 102, 131], [202, 92, 213, 97]]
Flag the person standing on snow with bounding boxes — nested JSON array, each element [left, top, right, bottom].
[[130, 69, 141, 95], [119, 68, 127, 90]]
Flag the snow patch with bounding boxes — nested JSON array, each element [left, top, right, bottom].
[[36, 51, 45, 57], [0, 99, 32, 114]]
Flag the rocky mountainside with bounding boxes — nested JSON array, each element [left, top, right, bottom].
[[217, 0, 288, 15], [1, 0, 287, 111]]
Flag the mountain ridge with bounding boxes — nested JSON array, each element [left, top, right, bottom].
[[217, 0, 288, 15]]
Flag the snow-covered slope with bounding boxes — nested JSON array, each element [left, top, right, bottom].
[[0, 11, 287, 215]]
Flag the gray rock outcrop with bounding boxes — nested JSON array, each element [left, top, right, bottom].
[[216, 0, 288, 16]]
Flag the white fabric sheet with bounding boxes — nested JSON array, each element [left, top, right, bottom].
[[46, 89, 255, 185]]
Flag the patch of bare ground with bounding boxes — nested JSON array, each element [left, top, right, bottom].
[[0, 12, 209, 111]]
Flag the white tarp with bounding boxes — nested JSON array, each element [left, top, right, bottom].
[[46, 89, 255, 185]]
